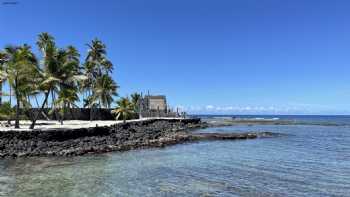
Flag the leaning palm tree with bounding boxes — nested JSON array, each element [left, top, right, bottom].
[[29, 33, 58, 129], [30, 33, 85, 129], [1, 45, 38, 128], [111, 97, 134, 123]]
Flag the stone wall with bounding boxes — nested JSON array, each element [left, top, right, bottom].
[[140, 111, 178, 118], [24, 108, 179, 120], [25, 108, 115, 120]]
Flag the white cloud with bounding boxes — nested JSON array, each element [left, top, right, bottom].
[[176, 104, 313, 114], [205, 105, 214, 110], [174, 102, 350, 115]]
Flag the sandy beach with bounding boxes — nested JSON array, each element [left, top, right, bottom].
[[0, 117, 185, 131]]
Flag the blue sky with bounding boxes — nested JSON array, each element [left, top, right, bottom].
[[1, 0, 350, 114]]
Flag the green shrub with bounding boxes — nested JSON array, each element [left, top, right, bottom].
[[0, 102, 15, 120]]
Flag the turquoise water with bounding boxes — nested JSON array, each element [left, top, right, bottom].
[[1, 116, 350, 196]]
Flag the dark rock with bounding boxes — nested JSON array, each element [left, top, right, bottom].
[[0, 119, 279, 158]]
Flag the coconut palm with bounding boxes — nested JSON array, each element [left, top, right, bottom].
[[86, 74, 117, 121], [30, 33, 85, 129], [84, 39, 115, 120], [29, 33, 58, 129], [1, 33, 118, 128], [85, 39, 113, 76], [130, 92, 141, 112], [111, 97, 134, 123], [0, 51, 14, 123], [51, 47, 84, 124], [93, 74, 118, 108], [1, 45, 38, 128], [0, 51, 8, 105], [53, 87, 79, 124]]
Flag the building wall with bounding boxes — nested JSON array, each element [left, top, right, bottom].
[[149, 98, 166, 110]]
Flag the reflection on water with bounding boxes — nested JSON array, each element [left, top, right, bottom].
[[1, 122, 350, 196]]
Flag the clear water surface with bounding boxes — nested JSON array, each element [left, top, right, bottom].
[[0, 115, 349, 197]]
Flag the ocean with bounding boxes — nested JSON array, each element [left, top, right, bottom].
[[0, 115, 349, 196]]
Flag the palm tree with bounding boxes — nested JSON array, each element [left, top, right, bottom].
[[85, 39, 115, 120], [30, 32, 58, 129], [55, 46, 83, 123], [130, 92, 141, 113], [85, 39, 113, 76], [1, 45, 38, 128], [92, 74, 118, 108], [0, 51, 8, 105], [111, 97, 134, 123], [53, 87, 79, 124], [0, 51, 15, 124], [1, 33, 118, 128], [30, 33, 85, 129]]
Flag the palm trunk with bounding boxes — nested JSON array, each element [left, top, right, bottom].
[[0, 81, 2, 105], [35, 94, 50, 120], [51, 90, 60, 122], [14, 79, 19, 128], [7, 84, 11, 125], [29, 90, 50, 129], [9, 85, 12, 107], [60, 102, 65, 125], [69, 103, 75, 120], [90, 105, 94, 121], [26, 95, 34, 122], [15, 97, 20, 128]]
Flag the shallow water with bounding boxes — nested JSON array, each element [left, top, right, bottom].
[[1, 116, 350, 196]]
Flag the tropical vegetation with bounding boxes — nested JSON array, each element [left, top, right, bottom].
[[111, 93, 143, 122], [0, 32, 119, 129], [130, 92, 141, 113], [0, 102, 15, 123]]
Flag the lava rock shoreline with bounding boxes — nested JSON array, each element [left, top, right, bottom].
[[0, 118, 276, 158]]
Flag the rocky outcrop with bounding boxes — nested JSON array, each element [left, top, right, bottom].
[[0, 118, 277, 158], [0, 119, 205, 157], [186, 132, 277, 141]]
